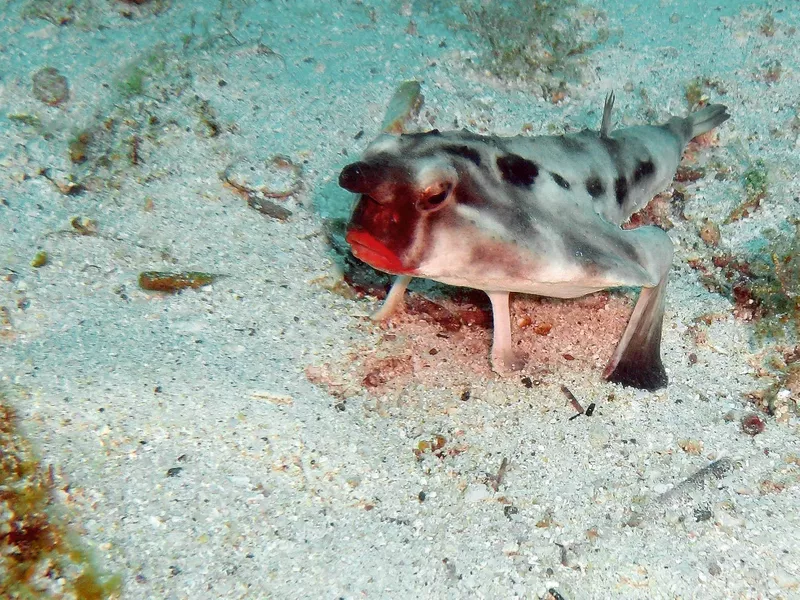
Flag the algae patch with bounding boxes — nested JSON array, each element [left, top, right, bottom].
[[0, 395, 121, 599], [457, 0, 609, 90]]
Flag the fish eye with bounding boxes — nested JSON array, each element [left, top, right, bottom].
[[427, 189, 449, 205], [416, 182, 453, 213]]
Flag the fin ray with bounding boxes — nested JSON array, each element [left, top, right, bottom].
[[600, 92, 615, 138]]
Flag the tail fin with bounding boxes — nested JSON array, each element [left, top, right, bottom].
[[688, 104, 730, 139]]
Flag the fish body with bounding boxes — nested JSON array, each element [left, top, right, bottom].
[[339, 96, 729, 390]]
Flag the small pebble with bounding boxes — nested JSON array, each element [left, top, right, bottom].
[[699, 219, 721, 246], [31, 251, 48, 268], [693, 506, 713, 522], [741, 412, 765, 435], [32, 67, 69, 106]]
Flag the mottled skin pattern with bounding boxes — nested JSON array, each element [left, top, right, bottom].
[[340, 97, 729, 390]]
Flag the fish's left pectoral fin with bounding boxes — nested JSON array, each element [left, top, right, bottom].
[[372, 275, 412, 321], [487, 290, 527, 373], [602, 273, 668, 390]]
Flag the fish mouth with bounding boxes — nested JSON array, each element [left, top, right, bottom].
[[345, 229, 411, 275]]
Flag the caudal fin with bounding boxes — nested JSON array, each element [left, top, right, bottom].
[[688, 104, 730, 139]]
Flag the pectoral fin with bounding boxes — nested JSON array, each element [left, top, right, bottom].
[[602, 272, 668, 390], [487, 290, 527, 372], [372, 275, 412, 321]]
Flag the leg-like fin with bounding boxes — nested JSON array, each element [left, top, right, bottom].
[[600, 91, 615, 138], [602, 273, 668, 391], [487, 291, 526, 373], [372, 275, 412, 321]]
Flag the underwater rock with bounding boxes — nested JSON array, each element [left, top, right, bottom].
[[32, 67, 70, 106]]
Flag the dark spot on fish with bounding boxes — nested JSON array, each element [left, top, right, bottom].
[[468, 240, 528, 280], [496, 154, 539, 187], [551, 172, 570, 190], [443, 145, 482, 166], [559, 136, 587, 153], [586, 175, 605, 198], [633, 159, 655, 183], [614, 176, 628, 205]]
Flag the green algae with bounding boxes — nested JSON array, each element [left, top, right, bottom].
[[726, 159, 769, 223]]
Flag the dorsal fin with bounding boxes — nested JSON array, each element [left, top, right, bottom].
[[600, 92, 615, 138]]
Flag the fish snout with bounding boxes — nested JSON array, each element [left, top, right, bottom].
[[339, 161, 385, 194]]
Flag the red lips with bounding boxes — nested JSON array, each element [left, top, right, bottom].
[[345, 230, 411, 274]]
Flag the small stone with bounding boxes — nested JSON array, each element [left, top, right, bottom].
[[678, 439, 703, 455], [166, 467, 183, 477], [43, 169, 84, 195], [71, 217, 98, 235], [693, 506, 713, 522], [741, 412, 765, 435], [32, 67, 70, 106], [699, 219, 721, 246], [31, 251, 48, 268], [68, 132, 91, 164]]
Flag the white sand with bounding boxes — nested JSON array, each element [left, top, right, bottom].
[[1, 0, 799, 598]]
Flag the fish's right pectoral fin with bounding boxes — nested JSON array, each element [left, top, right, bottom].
[[372, 275, 412, 321], [602, 272, 669, 391]]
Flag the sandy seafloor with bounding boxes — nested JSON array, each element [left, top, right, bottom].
[[1, 0, 800, 598]]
